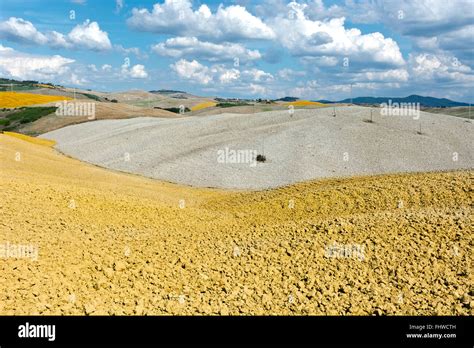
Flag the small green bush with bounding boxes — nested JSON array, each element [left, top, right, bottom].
[[0, 119, 11, 126], [155, 107, 191, 114], [81, 93, 101, 101]]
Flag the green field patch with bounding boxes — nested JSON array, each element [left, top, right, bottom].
[[2, 107, 58, 130]]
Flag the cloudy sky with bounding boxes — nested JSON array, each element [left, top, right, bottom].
[[0, 0, 473, 101]]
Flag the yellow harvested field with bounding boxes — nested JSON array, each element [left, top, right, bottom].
[[0, 133, 472, 315], [2, 131, 56, 147], [0, 92, 72, 108], [285, 100, 325, 107], [36, 84, 55, 89], [191, 101, 217, 111]]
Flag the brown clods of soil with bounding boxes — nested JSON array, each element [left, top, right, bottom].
[[0, 134, 472, 315]]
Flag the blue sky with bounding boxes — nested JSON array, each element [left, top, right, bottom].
[[0, 0, 473, 102]]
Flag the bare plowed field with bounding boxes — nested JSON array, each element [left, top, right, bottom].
[[0, 134, 472, 315]]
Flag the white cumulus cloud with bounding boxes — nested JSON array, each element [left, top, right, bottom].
[[170, 59, 214, 85], [152, 36, 261, 63], [127, 0, 275, 40], [121, 63, 148, 79], [0, 17, 48, 45], [269, 9, 405, 68], [0, 44, 75, 81], [409, 53, 473, 83], [101, 64, 112, 72], [170, 59, 273, 92], [0, 17, 112, 51], [67, 20, 112, 50]]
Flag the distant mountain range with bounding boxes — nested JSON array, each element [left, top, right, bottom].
[[275, 96, 299, 102], [314, 95, 470, 108]]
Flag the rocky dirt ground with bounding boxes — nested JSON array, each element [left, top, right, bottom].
[[0, 133, 472, 315]]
